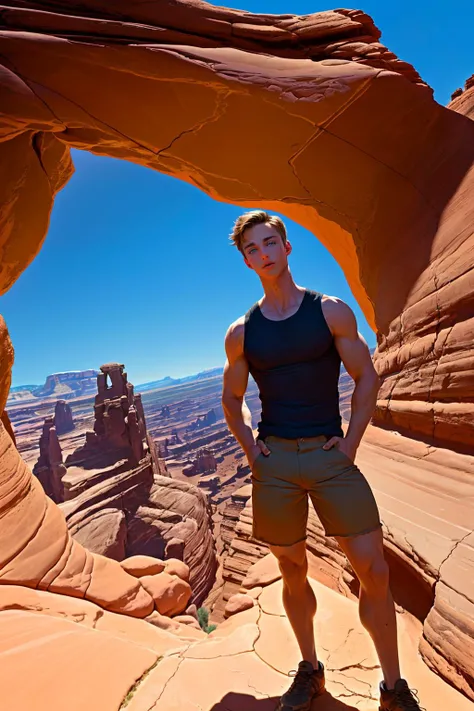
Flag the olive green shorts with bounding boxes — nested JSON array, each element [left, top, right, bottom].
[[251, 434, 381, 546]]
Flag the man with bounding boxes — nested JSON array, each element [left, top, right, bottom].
[[221, 210, 423, 711]]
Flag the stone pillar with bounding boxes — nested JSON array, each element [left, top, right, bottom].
[[33, 417, 65, 503], [128, 406, 144, 463], [54, 399, 74, 434]]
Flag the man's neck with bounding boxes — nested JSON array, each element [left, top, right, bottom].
[[259, 271, 305, 314]]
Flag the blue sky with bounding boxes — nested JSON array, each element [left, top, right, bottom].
[[2, 1, 473, 387]]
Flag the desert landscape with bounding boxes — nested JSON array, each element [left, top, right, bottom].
[[1, 2, 473, 710]]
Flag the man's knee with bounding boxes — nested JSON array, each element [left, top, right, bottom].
[[270, 542, 308, 588], [357, 553, 390, 594]]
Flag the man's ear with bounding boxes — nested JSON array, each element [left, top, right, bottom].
[[285, 240, 292, 256]]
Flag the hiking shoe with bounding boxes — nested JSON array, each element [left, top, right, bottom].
[[379, 679, 424, 711], [276, 660, 325, 710]]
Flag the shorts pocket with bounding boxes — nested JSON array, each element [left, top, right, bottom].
[[250, 451, 273, 479], [324, 445, 354, 469], [251, 451, 264, 468]]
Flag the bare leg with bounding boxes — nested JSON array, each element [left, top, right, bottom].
[[270, 540, 318, 667], [336, 528, 400, 688]]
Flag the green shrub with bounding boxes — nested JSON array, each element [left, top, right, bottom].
[[197, 606, 217, 634]]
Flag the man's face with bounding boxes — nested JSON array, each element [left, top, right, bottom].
[[241, 222, 291, 278]]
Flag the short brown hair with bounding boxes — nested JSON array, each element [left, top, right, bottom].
[[229, 210, 287, 254]]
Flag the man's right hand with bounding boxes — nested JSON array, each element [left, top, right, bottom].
[[247, 439, 271, 467]]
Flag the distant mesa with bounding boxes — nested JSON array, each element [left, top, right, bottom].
[[7, 369, 99, 404], [8, 366, 223, 404], [136, 367, 223, 393]]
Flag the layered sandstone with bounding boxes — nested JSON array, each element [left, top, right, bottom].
[[57, 362, 217, 606], [0, 0, 474, 702], [0, 2, 473, 456], [0, 558, 470, 711]]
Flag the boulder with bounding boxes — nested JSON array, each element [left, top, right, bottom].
[[224, 593, 255, 618], [139, 572, 192, 617], [121, 555, 166, 577]]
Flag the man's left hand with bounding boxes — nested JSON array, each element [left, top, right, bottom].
[[322, 436, 357, 463]]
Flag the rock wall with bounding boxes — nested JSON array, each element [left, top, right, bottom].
[[57, 362, 218, 606], [1, 2, 473, 456], [1, 0, 474, 701]]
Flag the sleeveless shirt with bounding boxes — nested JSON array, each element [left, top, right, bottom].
[[243, 289, 343, 440]]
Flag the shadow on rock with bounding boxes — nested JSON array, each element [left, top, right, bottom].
[[209, 690, 368, 710]]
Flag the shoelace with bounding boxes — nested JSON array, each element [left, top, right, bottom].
[[287, 669, 314, 694], [395, 685, 425, 711]]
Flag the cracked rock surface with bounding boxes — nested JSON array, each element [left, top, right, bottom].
[[1, 0, 474, 703], [1, 565, 470, 710]]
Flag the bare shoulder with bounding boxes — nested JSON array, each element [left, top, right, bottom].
[[224, 315, 246, 358], [321, 295, 357, 337]]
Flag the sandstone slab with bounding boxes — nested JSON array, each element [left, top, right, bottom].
[[224, 593, 255, 618], [0, 610, 158, 711], [121, 555, 166, 577]]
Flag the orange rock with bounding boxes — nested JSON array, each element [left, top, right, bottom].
[[241, 553, 282, 589], [0, 584, 188, 656], [164, 558, 190, 582], [121, 555, 166, 577], [146, 610, 205, 640], [185, 603, 199, 620], [1, 410, 15, 444], [0, 422, 154, 618], [0, 0, 474, 698], [224, 593, 255, 618], [140, 572, 192, 617], [173, 614, 202, 630], [0, 316, 14, 416], [0, 609, 158, 711]]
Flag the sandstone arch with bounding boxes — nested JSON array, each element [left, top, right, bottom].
[[1, 1, 474, 701], [1, 1, 474, 451]]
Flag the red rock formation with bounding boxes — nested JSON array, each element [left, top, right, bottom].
[[183, 447, 217, 476], [0, 1, 472, 458], [32, 416, 66, 503], [0, 418, 154, 616], [449, 74, 474, 119], [59, 363, 217, 606], [87, 362, 146, 463], [54, 399, 74, 434], [1, 0, 474, 701], [37, 369, 99, 398]]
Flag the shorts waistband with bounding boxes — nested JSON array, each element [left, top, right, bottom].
[[265, 434, 328, 442], [264, 434, 329, 450]]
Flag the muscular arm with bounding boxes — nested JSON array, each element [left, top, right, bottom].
[[221, 318, 259, 460], [322, 297, 380, 456]]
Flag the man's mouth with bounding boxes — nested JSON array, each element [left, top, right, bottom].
[[263, 262, 274, 269]]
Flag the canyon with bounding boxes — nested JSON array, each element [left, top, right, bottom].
[[1, 2, 474, 709]]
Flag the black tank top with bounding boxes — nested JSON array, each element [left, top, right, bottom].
[[244, 289, 343, 440]]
